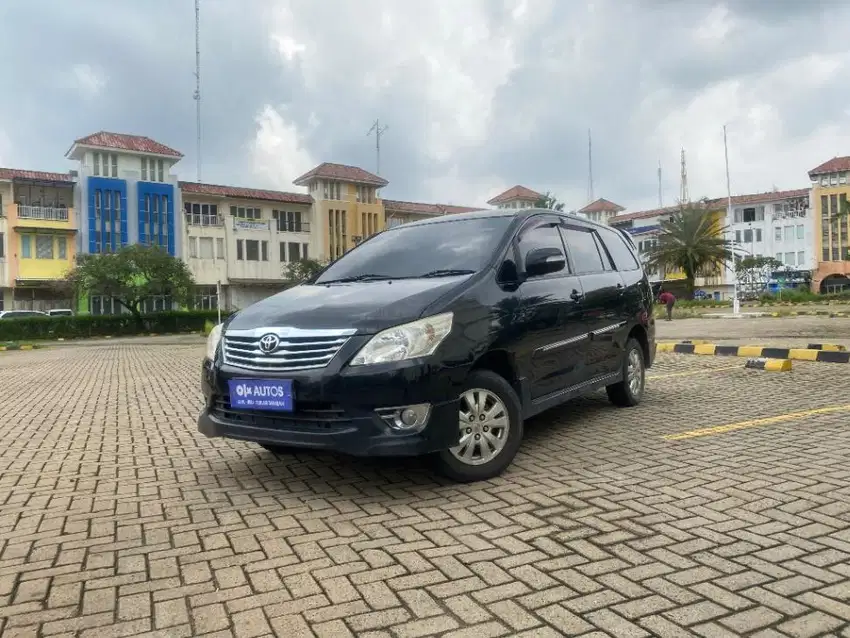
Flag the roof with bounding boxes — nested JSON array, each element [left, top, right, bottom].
[[179, 181, 313, 205], [68, 131, 183, 158], [293, 162, 388, 187], [610, 188, 810, 224], [383, 199, 481, 217], [809, 157, 850, 178], [579, 198, 625, 214], [487, 185, 542, 205], [0, 167, 74, 183]]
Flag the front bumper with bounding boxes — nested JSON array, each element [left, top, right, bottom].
[[198, 354, 468, 457]]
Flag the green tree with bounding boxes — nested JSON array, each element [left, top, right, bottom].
[[282, 257, 329, 285], [66, 245, 195, 326], [645, 205, 733, 297], [535, 191, 565, 211]]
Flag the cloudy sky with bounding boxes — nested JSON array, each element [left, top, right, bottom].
[[0, 0, 848, 212]]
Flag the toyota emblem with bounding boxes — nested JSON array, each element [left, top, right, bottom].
[[258, 333, 280, 354]]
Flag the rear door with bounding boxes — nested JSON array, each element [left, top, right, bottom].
[[514, 217, 587, 400], [560, 224, 627, 378]]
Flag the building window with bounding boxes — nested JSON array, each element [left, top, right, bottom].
[[755, 229, 762, 242], [192, 286, 219, 310], [230, 206, 262, 220], [245, 240, 260, 261], [775, 252, 783, 263], [279, 242, 287, 262], [272, 209, 303, 232], [797, 251, 805, 266], [261, 241, 268, 261], [743, 229, 753, 243], [796, 225, 804, 240], [236, 239, 244, 260], [184, 202, 220, 226], [785, 252, 796, 266], [58, 237, 67, 259], [0, 232, 4, 259], [199, 237, 214, 259], [21, 235, 31, 258], [157, 159, 164, 182], [774, 227, 782, 241], [93, 153, 100, 176], [215, 238, 224, 259], [189, 237, 198, 258], [288, 242, 300, 261], [323, 181, 342, 200], [302, 243, 308, 259], [111, 154, 118, 178], [141, 158, 148, 181]]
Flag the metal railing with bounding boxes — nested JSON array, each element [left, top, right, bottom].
[[274, 221, 311, 233], [17, 205, 70, 221], [185, 213, 224, 227]]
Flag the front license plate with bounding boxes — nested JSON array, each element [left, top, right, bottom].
[[228, 379, 294, 412]]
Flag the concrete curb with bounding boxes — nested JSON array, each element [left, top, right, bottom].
[[0, 344, 43, 352], [657, 342, 850, 363], [807, 343, 847, 352], [745, 358, 792, 372]]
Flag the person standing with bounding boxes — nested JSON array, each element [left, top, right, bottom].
[[659, 289, 676, 321]]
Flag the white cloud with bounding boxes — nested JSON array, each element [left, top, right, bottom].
[[250, 105, 316, 189], [61, 63, 107, 99]]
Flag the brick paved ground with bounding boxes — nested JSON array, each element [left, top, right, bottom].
[[1, 320, 849, 637]]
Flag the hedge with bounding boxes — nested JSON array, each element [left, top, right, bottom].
[[0, 310, 234, 341]]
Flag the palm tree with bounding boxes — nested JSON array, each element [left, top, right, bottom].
[[645, 204, 733, 298]]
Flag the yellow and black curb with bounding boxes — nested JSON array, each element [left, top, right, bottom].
[[807, 343, 847, 351], [0, 343, 43, 352], [745, 358, 792, 372], [658, 342, 850, 363]]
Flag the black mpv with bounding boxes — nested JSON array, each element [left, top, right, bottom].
[[198, 209, 656, 482]]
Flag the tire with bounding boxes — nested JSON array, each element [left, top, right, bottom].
[[435, 369, 524, 483], [606, 337, 645, 407]]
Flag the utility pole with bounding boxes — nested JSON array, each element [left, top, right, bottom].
[[587, 129, 594, 204], [723, 125, 740, 315], [193, 0, 202, 182], [679, 148, 689, 205], [657, 160, 663, 208], [367, 119, 389, 176]]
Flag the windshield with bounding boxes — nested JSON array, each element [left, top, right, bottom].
[[315, 215, 514, 283]]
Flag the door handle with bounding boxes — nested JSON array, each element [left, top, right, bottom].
[[570, 289, 583, 302]]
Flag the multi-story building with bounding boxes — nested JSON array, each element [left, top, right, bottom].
[[0, 168, 77, 311], [610, 205, 683, 284], [578, 198, 624, 225], [180, 181, 314, 310], [384, 200, 481, 228], [487, 185, 541, 210], [809, 157, 850, 293]]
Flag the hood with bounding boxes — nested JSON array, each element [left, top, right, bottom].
[[228, 276, 469, 333]]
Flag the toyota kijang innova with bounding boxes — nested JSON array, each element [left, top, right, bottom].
[[199, 209, 656, 482]]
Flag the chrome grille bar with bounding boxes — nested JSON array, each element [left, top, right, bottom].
[[223, 326, 356, 372]]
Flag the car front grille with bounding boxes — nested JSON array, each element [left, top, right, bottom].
[[211, 394, 351, 432], [222, 326, 356, 372]]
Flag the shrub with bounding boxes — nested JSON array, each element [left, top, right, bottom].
[[0, 310, 233, 342]]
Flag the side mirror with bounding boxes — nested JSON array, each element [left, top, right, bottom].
[[525, 247, 566, 277]]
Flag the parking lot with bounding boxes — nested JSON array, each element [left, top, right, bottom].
[[1, 316, 849, 637]]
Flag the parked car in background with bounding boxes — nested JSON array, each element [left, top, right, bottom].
[[47, 309, 73, 317], [0, 310, 47, 319], [198, 208, 656, 482]]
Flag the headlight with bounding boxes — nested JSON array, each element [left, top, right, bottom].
[[350, 312, 453, 366], [206, 323, 223, 361]]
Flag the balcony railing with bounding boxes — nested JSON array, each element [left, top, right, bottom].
[[18, 205, 70, 221], [185, 213, 224, 227], [274, 221, 310, 233]]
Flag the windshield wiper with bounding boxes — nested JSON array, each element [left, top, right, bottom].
[[419, 269, 476, 278], [319, 274, 395, 284]]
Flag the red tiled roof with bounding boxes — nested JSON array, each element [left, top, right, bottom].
[[808, 157, 850, 177], [383, 199, 480, 217], [72, 131, 183, 158], [611, 188, 810, 224], [0, 167, 74, 183], [487, 185, 542, 205], [179, 181, 313, 205], [579, 197, 625, 214], [293, 162, 388, 187]]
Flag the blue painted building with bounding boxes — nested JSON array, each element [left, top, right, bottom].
[[66, 131, 183, 258]]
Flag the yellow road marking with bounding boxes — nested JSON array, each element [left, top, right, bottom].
[[663, 404, 850, 441], [648, 365, 741, 380]]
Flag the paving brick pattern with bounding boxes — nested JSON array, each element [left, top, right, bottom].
[[1, 333, 849, 637]]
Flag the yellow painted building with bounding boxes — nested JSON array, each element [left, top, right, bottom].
[[809, 157, 850, 293], [0, 169, 77, 311]]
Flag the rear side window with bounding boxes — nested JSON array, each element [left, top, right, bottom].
[[561, 227, 605, 274], [598, 227, 641, 271]]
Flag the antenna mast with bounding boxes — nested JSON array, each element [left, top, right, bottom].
[[679, 148, 689, 205], [193, 0, 202, 182], [587, 129, 594, 204], [657, 160, 663, 207], [367, 119, 389, 176]]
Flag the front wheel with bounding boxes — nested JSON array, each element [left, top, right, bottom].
[[435, 370, 524, 483], [606, 337, 645, 407]]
